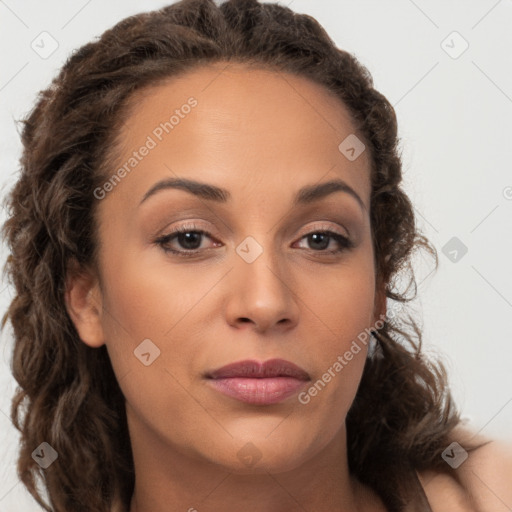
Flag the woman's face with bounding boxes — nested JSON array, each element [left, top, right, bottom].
[[69, 62, 385, 474]]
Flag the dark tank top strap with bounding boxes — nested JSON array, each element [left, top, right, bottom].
[[400, 470, 434, 512]]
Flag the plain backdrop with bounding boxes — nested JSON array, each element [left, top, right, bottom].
[[1, 1, 511, 510]]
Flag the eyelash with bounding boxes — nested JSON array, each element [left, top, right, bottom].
[[154, 222, 355, 258]]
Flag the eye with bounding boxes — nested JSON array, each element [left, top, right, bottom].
[[154, 222, 219, 257], [294, 230, 354, 254], [154, 223, 354, 258]]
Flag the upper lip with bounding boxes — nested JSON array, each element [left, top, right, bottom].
[[206, 358, 310, 380]]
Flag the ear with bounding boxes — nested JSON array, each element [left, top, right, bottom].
[[372, 281, 387, 327], [64, 258, 105, 348]]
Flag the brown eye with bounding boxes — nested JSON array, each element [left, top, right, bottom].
[[154, 222, 220, 257], [296, 230, 354, 254]]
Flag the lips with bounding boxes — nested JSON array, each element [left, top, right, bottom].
[[205, 359, 310, 405], [206, 358, 310, 380]]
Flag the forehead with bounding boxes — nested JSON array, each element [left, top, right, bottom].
[[106, 61, 372, 210]]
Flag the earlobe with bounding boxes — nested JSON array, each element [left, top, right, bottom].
[[64, 259, 105, 348], [373, 285, 387, 327]]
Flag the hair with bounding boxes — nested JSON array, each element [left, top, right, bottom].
[[0, 0, 488, 511]]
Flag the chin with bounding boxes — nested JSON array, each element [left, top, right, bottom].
[[203, 436, 313, 475]]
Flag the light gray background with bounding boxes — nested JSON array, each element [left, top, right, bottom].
[[1, 1, 511, 510]]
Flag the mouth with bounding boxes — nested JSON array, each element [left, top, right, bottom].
[[204, 358, 311, 405]]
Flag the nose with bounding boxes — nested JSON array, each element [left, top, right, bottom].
[[224, 239, 300, 333]]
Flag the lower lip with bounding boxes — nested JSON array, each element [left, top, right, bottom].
[[206, 377, 308, 405]]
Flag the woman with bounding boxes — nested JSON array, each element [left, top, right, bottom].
[[2, 0, 511, 511]]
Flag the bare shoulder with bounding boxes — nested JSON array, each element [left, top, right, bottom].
[[417, 426, 512, 512]]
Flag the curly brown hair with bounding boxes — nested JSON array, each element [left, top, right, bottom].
[[1, 0, 487, 511]]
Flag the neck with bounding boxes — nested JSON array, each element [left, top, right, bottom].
[[126, 408, 384, 512]]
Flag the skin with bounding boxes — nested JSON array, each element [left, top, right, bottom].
[[66, 61, 386, 512], [418, 426, 512, 511], [65, 61, 512, 511]]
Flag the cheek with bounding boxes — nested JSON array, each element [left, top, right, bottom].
[[97, 243, 221, 385], [97, 248, 208, 442], [98, 243, 197, 339], [298, 255, 376, 406], [307, 252, 377, 341]]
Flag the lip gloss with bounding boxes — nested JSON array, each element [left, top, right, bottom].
[[207, 376, 307, 405]]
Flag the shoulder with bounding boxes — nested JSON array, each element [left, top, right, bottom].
[[417, 426, 512, 512]]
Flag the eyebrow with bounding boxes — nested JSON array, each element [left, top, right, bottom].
[[139, 177, 366, 211]]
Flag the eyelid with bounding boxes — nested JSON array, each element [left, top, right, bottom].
[[159, 220, 349, 242], [296, 221, 349, 238]]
